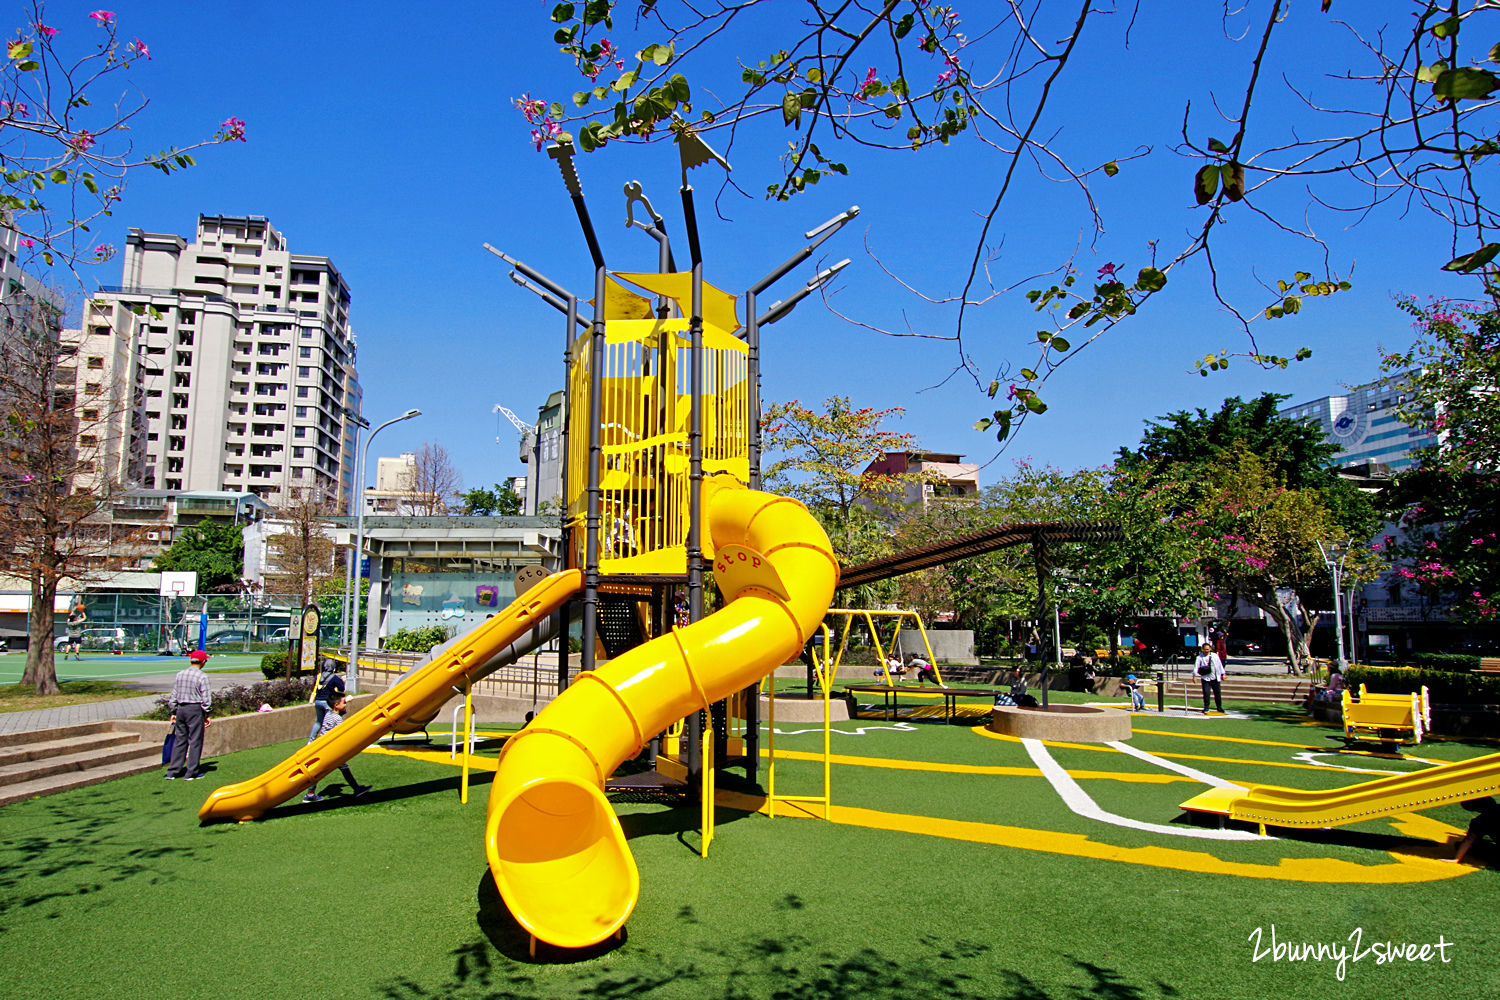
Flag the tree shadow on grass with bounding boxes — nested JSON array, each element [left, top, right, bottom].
[[383, 900, 1188, 1000], [0, 795, 205, 923]]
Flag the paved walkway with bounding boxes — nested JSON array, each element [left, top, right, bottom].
[[0, 670, 265, 737]]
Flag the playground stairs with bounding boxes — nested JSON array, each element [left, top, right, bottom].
[[0, 722, 160, 807]]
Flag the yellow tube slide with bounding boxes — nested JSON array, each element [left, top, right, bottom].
[[486, 482, 837, 949], [199, 570, 581, 823], [1180, 750, 1500, 829]]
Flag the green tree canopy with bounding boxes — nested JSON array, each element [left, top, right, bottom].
[[153, 522, 244, 593], [459, 484, 523, 516]]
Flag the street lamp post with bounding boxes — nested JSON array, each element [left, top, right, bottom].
[[1317, 539, 1350, 675], [339, 412, 370, 661], [348, 408, 421, 693]]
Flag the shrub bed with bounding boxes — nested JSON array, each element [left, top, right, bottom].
[[1345, 665, 1500, 705], [141, 677, 313, 720], [382, 625, 451, 654], [1407, 652, 1480, 672]]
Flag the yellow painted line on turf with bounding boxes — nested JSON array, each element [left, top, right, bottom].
[[974, 727, 1375, 773], [716, 790, 1473, 884], [1131, 728, 1441, 764], [361, 745, 498, 771], [764, 747, 1191, 784]]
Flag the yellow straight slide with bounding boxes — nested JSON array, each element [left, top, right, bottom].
[[485, 480, 838, 949], [1180, 750, 1500, 829], [199, 569, 581, 823]]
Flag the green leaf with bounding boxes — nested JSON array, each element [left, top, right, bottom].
[[1067, 302, 1090, 320], [806, 66, 822, 83], [1433, 16, 1461, 39], [1023, 395, 1048, 414], [1441, 243, 1500, 273], [1491, 43, 1500, 63], [782, 92, 800, 125], [1194, 164, 1219, 205], [1221, 161, 1246, 201], [1102, 161, 1119, 177], [1207, 137, 1229, 154], [81, 176, 98, 194], [612, 69, 638, 91], [667, 73, 690, 103], [1050, 336, 1071, 352], [973, 418, 993, 432], [15, 60, 36, 71], [1135, 267, 1167, 292], [894, 12, 915, 38], [573, 90, 591, 108], [49, 169, 66, 184], [7, 40, 32, 60], [1019, 368, 1037, 380], [551, 2, 576, 22], [1417, 60, 1448, 83], [1433, 67, 1500, 101]]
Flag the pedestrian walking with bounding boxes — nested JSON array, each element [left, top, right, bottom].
[[165, 650, 212, 780], [1193, 644, 1225, 714]]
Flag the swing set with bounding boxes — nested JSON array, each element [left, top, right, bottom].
[[826, 608, 943, 687]]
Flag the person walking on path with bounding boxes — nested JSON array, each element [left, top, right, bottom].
[[308, 662, 345, 742], [302, 692, 371, 803], [1193, 644, 1225, 714], [165, 650, 212, 780]]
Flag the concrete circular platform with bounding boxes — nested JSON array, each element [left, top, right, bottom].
[[987, 703, 1131, 742], [759, 694, 851, 723]]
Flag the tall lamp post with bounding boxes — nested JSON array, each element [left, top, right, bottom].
[[1317, 539, 1350, 675], [339, 412, 370, 661], [348, 407, 421, 693]]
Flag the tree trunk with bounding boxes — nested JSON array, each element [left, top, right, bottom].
[[22, 574, 60, 695], [1251, 596, 1308, 674]]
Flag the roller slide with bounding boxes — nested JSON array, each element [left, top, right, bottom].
[[199, 569, 582, 823], [1180, 750, 1500, 829], [486, 480, 838, 949]]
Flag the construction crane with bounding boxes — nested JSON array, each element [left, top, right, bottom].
[[493, 404, 537, 464]]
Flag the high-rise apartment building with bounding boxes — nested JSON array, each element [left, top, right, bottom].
[[75, 215, 361, 508]]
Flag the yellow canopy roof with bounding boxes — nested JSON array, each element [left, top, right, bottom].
[[611, 271, 741, 335]]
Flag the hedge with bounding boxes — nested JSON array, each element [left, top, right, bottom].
[[1406, 652, 1481, 672], [1345, 665, 1500, 705], [141, 677, 313, 720]]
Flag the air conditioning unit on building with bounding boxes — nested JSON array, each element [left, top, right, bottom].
[[146, 531, 160, 541]]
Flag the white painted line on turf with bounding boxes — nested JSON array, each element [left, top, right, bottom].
[[1289, 751, 1441, 775], [1106, 740, 1245, 789], [1021, 738, 1271, 842], [761, 722, 921, 737]]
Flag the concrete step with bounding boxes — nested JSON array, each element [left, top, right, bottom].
[[0, 731, 142, 769], [0, 755, 163, 807], [0, 721, 116, 748], [0, 741, 157, 788]]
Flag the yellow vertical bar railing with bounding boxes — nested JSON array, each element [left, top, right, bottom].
[[767, 624, 832, 821], [700, 724, 715, 857], [459, 679, 473, 804]]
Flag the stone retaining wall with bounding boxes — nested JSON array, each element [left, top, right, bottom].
[[111, 695, 376, 758]]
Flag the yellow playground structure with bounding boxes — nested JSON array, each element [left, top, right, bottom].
[[202, 134, 859, 952], [827, 607, 942, 687], [1341, 684, 1432, 745]]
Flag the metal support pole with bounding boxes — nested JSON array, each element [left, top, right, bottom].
[[351, 409, 421, 693], [558, 293, 577, 693], [681, 183, 706, 785], [339, 416, 366, 658]]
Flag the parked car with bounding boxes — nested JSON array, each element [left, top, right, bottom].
[[53, 627, 126, 651], [1225, 638, 1263, 655], [205, 630, 254, 648]]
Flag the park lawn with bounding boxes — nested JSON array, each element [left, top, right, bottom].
[[1, 711, 1498, 1000], [0, 679, 136, 714]]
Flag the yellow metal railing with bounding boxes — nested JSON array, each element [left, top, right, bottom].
[[767, 624, 833, 821]]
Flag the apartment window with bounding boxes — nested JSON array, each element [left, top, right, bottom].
[[79, 434, 97, 446], [78, 460, 95, 473], [174, 373, 191, 388], [299, 346, 311, 358], [297, 387, 309, 398], [294, 426, 306, 437], [298, 366, 310, 378], [293, 447, 305, 458], [301, 329, 312, 339], [86, 356, 104, 369], [180, 311, 196, 325], [85, 382, 101, 393], [82, 409, 99, 421]]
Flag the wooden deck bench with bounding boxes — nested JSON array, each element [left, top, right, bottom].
[[1340, 684, 1431, 744]]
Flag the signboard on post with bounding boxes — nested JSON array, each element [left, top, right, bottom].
[[298, 603, 321, 676]]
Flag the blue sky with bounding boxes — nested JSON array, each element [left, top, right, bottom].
[[38, 2, 1471, 491]]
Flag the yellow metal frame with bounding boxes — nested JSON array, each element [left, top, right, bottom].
[[828, 608, 942, 687], [700, 727, 715, 857], [767, 624, 833, 821]]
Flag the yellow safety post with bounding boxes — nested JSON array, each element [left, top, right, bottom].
[[700, 725, 715, 857], [460, 679, 473, 804], [767, 624, 832, 821]]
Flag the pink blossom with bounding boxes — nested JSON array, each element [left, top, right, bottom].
[[88, 10, 115, 25], [858, 66, 879, 98], [0, 99, 29, 118], [218, 117, 247, 142], [92, 243, 111, 258], [935, 68, 955, 86], [126, 37, 149, 59], [1097, 262, 1118, 280], [19, 238, 34, 248], [69, 130, 96, 152], [34, 23, 57, 38]]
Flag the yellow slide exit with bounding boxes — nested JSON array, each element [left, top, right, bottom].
[[485, 480, 838, 949], [198, 570, 582, 823], [1180, 750, 1500, 829]]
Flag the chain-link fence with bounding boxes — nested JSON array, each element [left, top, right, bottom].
[[59, 592, 358, 654]]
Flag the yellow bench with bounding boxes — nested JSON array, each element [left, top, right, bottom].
[[1340, 684, 1431, 744]]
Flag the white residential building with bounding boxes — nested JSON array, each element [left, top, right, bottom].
[[79, 214, 361, 508]]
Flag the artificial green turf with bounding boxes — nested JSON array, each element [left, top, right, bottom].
[[2, 712, 1498, 1000]]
